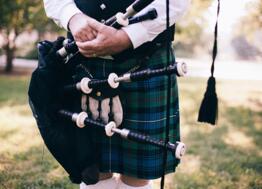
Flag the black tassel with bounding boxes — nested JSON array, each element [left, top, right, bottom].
[[198, 76, 218, 125], [198, 0, 220, 126]]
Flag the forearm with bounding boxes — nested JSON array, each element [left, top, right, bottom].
[[122, 0, 191, 48], [43, 0, 190, 55]]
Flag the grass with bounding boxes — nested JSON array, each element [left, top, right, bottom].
[[0, 74, 261, 189]]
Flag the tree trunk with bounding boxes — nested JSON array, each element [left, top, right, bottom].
[[4, 45, 15, 73]]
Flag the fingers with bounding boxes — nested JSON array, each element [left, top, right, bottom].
[[73, 17, 102, 42], [73, 27, 97, 42], [76, 40, 98, 51], [69, 14, 98, 42], [69, 14, 129, 57], [76, 40, 108, 57], [87, 18, 104, 31]]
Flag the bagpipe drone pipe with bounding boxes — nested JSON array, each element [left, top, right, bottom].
[[28, 0, 188, 186]]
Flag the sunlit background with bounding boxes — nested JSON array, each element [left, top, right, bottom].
[[0, 0, 261, 188]]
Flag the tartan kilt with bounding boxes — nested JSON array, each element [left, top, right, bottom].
[[79, 46, 180, 179]]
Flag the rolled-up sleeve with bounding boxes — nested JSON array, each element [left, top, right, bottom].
[[43, 0, 190, 46], [122, 0, 191, 48], [43, 0, 82, 30]]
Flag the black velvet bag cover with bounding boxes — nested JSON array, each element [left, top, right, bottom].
[[28, 37, 99, 185]]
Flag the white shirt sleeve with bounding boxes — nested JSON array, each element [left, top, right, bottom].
[[43, 0, 82, 29], [122, 0, 191, 48], [43, 0, 190, 47]]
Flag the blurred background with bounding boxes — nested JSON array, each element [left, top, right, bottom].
[[0, 0, 261, 188]]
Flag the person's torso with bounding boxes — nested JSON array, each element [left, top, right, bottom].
[[72, 0, 175, 61], [74, 0, 135, 22]]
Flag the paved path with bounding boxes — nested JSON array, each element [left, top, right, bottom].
[[1, 56, 262, 81], [0, 56, 37, 69], [177, 57, 262, 81]]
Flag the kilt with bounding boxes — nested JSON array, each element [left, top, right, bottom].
[[78, 46, 180, 179]]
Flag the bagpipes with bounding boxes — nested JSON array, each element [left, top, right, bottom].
[[28, 0, 189, 188], [57, 0, 159, 59], [59, 110, 185, 159], [63, 61, 187, 94]]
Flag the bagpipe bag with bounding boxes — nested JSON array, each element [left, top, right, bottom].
[[28, 36, 181, 182], [28, 0, 180, 182], [28, 37, 100, 185]]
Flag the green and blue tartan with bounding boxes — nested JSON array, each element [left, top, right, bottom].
[[80, 47, 180, 179]]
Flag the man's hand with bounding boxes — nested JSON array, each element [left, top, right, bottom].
[[69, 13, 97, 42], [76, 19, 132, 57]]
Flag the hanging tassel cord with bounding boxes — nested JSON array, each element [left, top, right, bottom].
[[160, 0, 171, 188], [211, 0, 220, 77], [198, 0, 220, 126]]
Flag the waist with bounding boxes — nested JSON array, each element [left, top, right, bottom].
[[67, 25, 175, 62], [114, 25, 175, 61], [77, 44, 175, 79]]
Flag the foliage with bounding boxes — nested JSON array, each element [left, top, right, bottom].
[[0, 75, 261, 188], [232, 0, 262, 60], [0, 0, 59, 37], [174, 0, 212, 56], [0, 0, 60, 72], [239, 0, 262, 36]]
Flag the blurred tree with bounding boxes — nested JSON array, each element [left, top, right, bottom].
[[233, 0, 262, 60], [240, 0, 262, 35], [174, 0, 212, 56], [0, 0, 59, 73], [0, 0, 214, 72]]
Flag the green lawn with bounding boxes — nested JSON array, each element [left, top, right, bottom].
[[0, 74, 261, 189]]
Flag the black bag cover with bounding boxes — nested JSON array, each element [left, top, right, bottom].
[[28, 37, 99, 185]]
